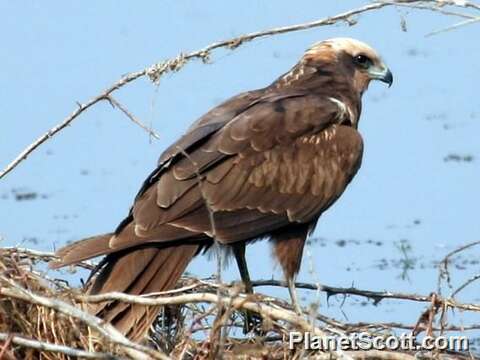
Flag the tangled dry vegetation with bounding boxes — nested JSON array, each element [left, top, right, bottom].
[[0, 246, 479, 360]]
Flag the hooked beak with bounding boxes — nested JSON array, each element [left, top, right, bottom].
[[368, 65, 393, 87]]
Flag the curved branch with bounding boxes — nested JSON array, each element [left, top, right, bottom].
[[0, 333, 119, 360], [1, 0, 478, 179]]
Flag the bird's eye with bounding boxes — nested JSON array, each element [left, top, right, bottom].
[[353, 54, 371, 68]]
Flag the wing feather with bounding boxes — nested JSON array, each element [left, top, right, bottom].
[[115, 94, 362, 250]]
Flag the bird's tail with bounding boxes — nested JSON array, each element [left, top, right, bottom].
[[87, 244, 199, 341], [50, 235, 199, 342]]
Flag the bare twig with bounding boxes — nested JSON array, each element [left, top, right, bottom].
[[250, 279, 431, 304], [75, 286, 480, 318], [0, 333, 13, 360], [0, 332, 121, 359], [0, 71, 143, 180], [106, 95, 160, 140], [437, 240, 480, 294], [174, 147, 217, 239], [427, 16, 480, 36], [385, 1, 478, 19], [451, 273, 480, 298], [342, 320, 480, 332], [1, 247, 59, 263], [173, 145, 227, 357], [0, 247, 94, 270], [2, 0, 480, 179], [462, 0, 480, 11], [75, 291, 327, 336], [79, 290, 361, 359]]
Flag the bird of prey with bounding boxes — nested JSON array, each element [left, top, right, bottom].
[[51, 37, 392, 341]]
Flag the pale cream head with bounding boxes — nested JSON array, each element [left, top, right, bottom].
[[304, 37, 393, 92]]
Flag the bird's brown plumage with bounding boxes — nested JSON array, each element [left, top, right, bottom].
[[51, 37, 391, 341]]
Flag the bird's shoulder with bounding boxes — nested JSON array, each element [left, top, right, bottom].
[[136, 88, 347, 195]]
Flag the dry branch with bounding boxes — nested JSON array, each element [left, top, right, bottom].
[[0, 332, 120, 359], [250, 279, 432, 304], [1, 0, 480, 180], [438, 240, 480, 294], [1, 246, 95, 270], [106, 95, 160, 140]]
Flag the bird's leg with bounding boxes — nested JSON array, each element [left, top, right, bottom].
[[287, 276, 303, 315], [233, 242, 253, 293], [232, 242, 262, 334], [271, 223, 309, 316]]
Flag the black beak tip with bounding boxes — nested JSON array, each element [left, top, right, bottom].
[[383, 69, 393, 88]]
